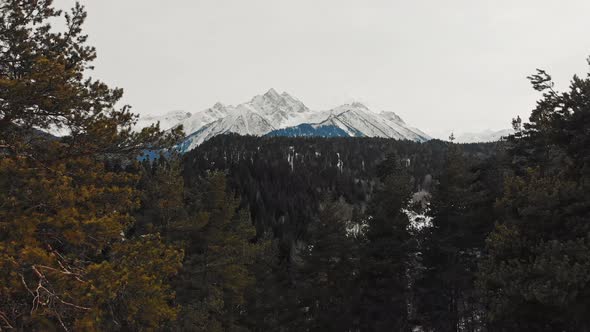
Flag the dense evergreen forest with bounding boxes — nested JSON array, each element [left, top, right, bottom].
[[183, 136, 499, 252], [178, 135, 503, 331], [2, 1, 590, 331]]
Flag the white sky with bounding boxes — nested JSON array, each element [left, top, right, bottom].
[[53, 0, 590, 137]]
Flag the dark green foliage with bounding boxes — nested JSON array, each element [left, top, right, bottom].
[[415, 144, 499, 332], [136, 155, 187, 238], [242, 236, 301, 331], [184, 135, 496, 246], [182, 135, 500, 332], [479, 59, 590, 331], [299, 197, 361, 331], [359, 154, 414, 331], [0, 1, 182, 330], [170, 171, 263, 331]]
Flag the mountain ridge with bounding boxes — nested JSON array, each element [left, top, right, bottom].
[[135, 89, 432, 151]]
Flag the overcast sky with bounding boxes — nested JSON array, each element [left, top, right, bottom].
[[53, 0, 590, 137]]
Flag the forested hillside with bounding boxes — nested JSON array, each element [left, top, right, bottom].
[[183, 136, 498, 244], [176, 135, 505, 331]]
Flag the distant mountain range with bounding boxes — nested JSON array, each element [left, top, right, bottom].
[[135, 89, 431, 152], [455, 129, 514, 143], [45, 89, 514, 149]]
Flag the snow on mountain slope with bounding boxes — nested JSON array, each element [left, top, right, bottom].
[[456, 129, 513, 143], [248, 89, 312, 128], [168, 89, 317, 137], [175, 102, 230, 135], [133, 110, 191, 131], [379, 111, 406, 124], [159, 89, 341, 148], [178, 108, 275, 152], [135, 89, 431, 151], [314, 103, 430, 142], [46, 110, 190, 137]]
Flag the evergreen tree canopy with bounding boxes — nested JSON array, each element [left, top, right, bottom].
[[174, 172, 264, 331], [360, 154, 414, 331], [479, 58, 590, 331], [0, 1, 183, 329]]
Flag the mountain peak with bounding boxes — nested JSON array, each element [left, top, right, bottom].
[[380, 111, 405, 124], [135, 89, 431, 151], [350, 101, 368, 109], [264, 88, 280, 99], [164, 110, 191, 117], [332, 102, 370, 115]]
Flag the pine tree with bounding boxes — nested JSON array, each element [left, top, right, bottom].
[[174, 172, 263, 331], [0, 1, 182, 329], [359, 153, 414, 331], [478, 59, 590, 331], [415, 143, 495, 332], [136, 155, 187, 238], [299, 196, 361, 331], [243, 235, 298, 331]]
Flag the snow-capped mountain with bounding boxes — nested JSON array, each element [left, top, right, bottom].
[[133, 110, 191, 131], [174, 88, 319, 136], [455, 129, 514, 143], [46, 109, 191, 137], [135, 89, 431, 152], [178, 102, 231, 135], [180, 108, 275, 151], [248, 88, 313, 128], [299, 102, 429, 142]]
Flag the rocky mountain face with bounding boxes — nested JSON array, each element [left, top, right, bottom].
[[135, 89, 432, 152], [133, 110, 192, 132]]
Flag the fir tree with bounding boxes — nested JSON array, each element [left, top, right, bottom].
[[299, 196, 361, 331], [359, 153, 414, 331], [415, 143, 495, 332]]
